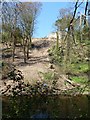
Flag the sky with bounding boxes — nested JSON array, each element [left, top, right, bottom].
[[34, 2, 70, 38], [4, 0, 87, 38]]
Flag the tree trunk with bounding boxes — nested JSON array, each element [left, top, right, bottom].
[[29, 36, 32, 49], [56, 31, 59, 51], [12, 36, 15, 62], [23, 38, 27, 63], [27, 37, 29, 59]]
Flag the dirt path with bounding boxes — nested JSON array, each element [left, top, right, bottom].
[[1, 39, 84, 95], [16, 39, 54, 84]]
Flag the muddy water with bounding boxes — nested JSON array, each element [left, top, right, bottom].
[[1, 95, 90, 119]]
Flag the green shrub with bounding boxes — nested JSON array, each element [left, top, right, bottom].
[[70, 76, 88, 84]]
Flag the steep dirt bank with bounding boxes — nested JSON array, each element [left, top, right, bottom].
[[1, 38, 89, 95], [15, 38, 55, 83]]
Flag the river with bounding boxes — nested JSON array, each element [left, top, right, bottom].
[[1, 94, 90, 119]]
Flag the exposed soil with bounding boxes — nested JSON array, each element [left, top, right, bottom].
[[14, 39, 55, 83], [1, 38, 89, 95]]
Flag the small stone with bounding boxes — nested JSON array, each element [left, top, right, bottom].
[[85, 57, 89, 61], [15, 75, 22, 81]]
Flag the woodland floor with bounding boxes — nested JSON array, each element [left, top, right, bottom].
[[6, 39, 53, 82], [0, 38, 89, 95], [16, 39, 53, 84]]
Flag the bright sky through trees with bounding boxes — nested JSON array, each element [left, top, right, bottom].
[[34, 2, 69, 38], [34, 2, 85, 38], [3, 0, 86, 38]]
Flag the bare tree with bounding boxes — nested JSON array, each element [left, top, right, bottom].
[[18, 2, 41, 63], [84, 0, 88, 25], [2, 1, 41, 63], [2, 2, 19, 62]]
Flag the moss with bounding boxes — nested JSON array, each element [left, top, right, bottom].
[[69, 62, 89, 75], [70, 76, 88, 84]]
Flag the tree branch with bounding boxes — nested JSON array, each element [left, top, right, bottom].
[[77, 1, 84, 8], [84, 0, 88, 25]]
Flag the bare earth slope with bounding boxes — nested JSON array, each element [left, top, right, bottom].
[[1, 38, 82, 95], [16, 38, 54, 84]]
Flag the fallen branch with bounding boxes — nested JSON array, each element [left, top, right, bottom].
[[60, 75, 80, 87], [65, 78, 80, 87], [1, 85, 11, 94]]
